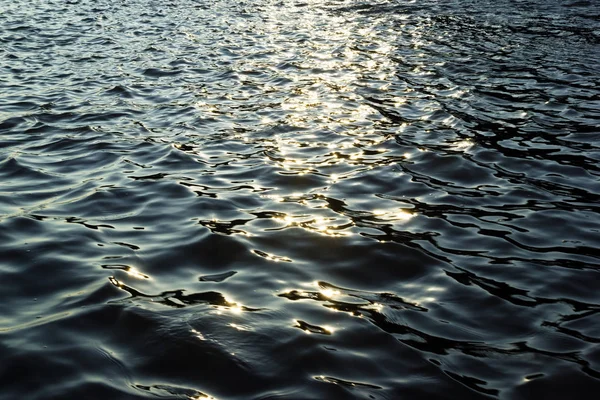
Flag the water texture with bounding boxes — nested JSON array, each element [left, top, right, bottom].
[[1, 0, 600, 398]]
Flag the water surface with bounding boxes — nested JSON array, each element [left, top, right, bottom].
[[1, 0, 600, 398]]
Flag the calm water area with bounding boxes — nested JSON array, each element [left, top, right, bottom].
[[1, 0, 600, 398]]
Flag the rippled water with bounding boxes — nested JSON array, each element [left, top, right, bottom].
[[1, 0, 600, 398]]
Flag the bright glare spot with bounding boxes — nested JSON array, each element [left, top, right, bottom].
[[393, 96, 407, 106], [108, 276, 122, 287], [191, 329, 206, 341], [395, 210, 414, 221], [230, 305, 243, 315], [323, 326, 335, 334], [451, 140, 473, 151], [318, 284, 341, 298], [125, 267, 149, 280], [276, 215, 295, 225], [229, 323, 249, 331], [373, 209, 414, 221], [425, 286, 446, 292], [450, 89, 467, 98], [191, 395, 215, 400], [322, 289, 337, 297]]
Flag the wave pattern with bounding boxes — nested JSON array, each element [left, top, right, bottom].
[[1, 0, 600, 398]]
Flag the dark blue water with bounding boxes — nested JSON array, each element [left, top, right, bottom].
[[1, 0, 600, 398]]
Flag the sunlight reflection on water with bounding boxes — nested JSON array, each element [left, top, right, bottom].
[[1, 0, 599, 398]]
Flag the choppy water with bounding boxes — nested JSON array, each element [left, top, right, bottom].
[[1, 0, 600, 398]]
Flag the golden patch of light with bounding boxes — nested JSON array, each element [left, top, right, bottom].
[[124, 267, 149, 280], [343, 46, 357, 60], [357, 27, 374, 37], [219, 295, 244, 314], [303, 216, 352, 237], [229, 323, 250, 331], [261, 194, 284, 202], [425, 286, 446, 293], [324, 326, 335, 334], [275, 215, 295, 225], [353, 104, 376, 121], [191, 394, 215, 400], [451, 139, 474, 152], [215, 303, 243, 315], [315, 282, 341, 299], [392, 96, 407, 107], [373, 208, 415, 222], [281, 158, 305, 171], [363, 59, 377, 69], [252, 249, 292, 262], [398, 283, 448, 306], [295, 320, 336, 335], [191, 328, 206, 341], [441, 115, 459, 128], [281, 89, 321, 112], [260, 116, 275, 124], [450, 89, 468, 98], [411, 40, 426, 49], [291, 289, 309, 298], [229, 305, 244, 315], [338, 141, 355, 149], [313, 216, 327, 225], [377, 41, 394, 55], [414, 67, 435, 76], [193, 101, 220, 113], [108, 276, 122, 288], [323, 228, 351, 237]]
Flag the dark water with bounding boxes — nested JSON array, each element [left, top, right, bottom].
[[1, 0, 600, 398]]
